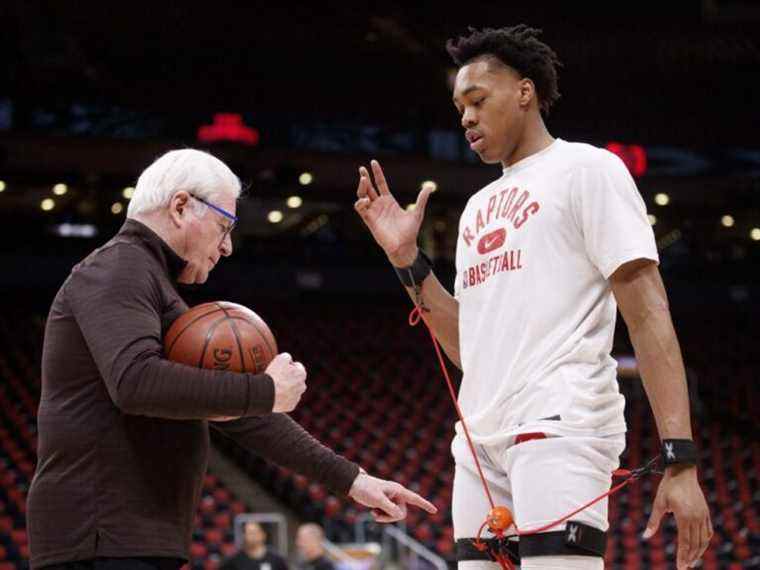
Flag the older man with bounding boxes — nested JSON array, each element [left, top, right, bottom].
[[28, 149, 435, 570]]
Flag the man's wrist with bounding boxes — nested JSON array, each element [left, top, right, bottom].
[[388, 245, 419, 268], [349, 467, 368, 497], [664, 463, 698, 476], [393, 248, 433, 288], [661, 438, 698, 468]]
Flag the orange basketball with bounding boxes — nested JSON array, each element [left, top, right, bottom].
[[164, 301, 278, 374]]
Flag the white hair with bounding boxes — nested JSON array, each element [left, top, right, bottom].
[[127, 149, 241, 218]]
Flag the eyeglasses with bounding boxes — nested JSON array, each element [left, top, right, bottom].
[[189, 193, 238, 246]]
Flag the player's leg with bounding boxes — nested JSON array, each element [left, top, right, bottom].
[[504, 434, 626, 570], [452, 435, 517, 569]]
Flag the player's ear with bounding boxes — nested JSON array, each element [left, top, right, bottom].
[[518, 78, 535, 109]]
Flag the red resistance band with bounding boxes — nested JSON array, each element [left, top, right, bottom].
[[408, 306, 660, 570]]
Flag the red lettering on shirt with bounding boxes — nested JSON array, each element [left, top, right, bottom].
[[460, 186, 540, 253], [463, 226, 475, 247], [506, 191, 529, 223], [514, 201, 540, 229], [475, 210, 485, 234], [499, 188, 518, 219], [461, 249, 525, 290], [485, 195, 497, 225]]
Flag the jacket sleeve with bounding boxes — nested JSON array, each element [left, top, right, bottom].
[[67, 243, 274, 419], [212, 414, 360, 496]]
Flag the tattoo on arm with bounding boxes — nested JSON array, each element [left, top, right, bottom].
[[412, 283, 430, 312]]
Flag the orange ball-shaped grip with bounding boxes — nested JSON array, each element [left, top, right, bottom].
[[487, 506, 514, 532]]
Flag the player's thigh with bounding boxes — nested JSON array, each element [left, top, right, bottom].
[[505, 435, 624, 531], [452, 436, 514, 570], [504, 435, 625, 569]]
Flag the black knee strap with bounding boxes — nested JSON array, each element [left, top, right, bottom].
[[521, 521, 607, 558], [456, 521, 606, 562], [455, 536, 520, 564]]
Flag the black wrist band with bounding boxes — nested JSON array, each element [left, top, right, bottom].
[[661, 439, 698, 467], [393, 249, 433, 287]]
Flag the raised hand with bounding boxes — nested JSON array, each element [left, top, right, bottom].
[[354, 159, 434, 267]]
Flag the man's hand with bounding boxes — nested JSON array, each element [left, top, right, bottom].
[[348, 472, 438, 523], [643, 466, 712, 569], [265, 353, 307, 413], [354, 159, 434, 267]]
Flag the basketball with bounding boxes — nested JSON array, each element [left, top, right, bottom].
[[164, 301, 278, 374]]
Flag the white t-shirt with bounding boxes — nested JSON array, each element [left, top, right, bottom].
[[454, 138, 658, 444]]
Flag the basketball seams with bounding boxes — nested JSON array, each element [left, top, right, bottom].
[[215, 303, 248, 373], [164, 301, 277, 375], [198, 315, 233, 369], [218, 301, 277, 365], [166, 307, 226, 358], [227, 316, 277, 365]]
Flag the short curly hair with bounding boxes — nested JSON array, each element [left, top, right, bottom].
[[446, 25, 562, 115]]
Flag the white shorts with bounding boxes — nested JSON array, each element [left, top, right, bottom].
[[452, 433, 626, 569]]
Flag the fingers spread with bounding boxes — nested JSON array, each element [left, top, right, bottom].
[[370, 160, 390, 195], [415, 186, 433, 219], [357, 168, 378, 201], [354, 197, 370, 211]]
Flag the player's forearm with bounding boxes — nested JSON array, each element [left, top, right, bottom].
[[402, 272, 461, 369], [628, 309, 692, 440]]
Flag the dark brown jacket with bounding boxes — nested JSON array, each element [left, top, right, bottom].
[[28, 219, 358, 568]]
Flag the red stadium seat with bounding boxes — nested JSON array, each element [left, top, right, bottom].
[[190, 542, 208, 559], [230, 500, 246, 515], [203, 528, 223, 545], [10, 528, 27, 545]]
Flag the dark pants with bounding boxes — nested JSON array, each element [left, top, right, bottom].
[[41, 558, 184, 570]]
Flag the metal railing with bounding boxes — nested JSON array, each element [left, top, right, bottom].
[[354, 513, 447, 570]]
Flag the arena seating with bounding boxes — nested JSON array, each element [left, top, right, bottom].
[[185, 472, 250, 570], [0, 303, 757, 569]]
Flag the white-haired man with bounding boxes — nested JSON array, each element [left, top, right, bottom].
[[28, 149, 436, 570]]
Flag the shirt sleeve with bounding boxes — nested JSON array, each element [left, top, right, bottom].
[[67, 243, 275, 419], [454, 212, 466, 299], [212, 414, 360, 496], [571, 151, 659, 279]]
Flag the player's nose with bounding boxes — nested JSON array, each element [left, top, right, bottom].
[[461, 109, 477, 129]]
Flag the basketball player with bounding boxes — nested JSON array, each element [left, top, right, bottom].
[[354, 26, 711, 570], [28, 149, 435, 570]]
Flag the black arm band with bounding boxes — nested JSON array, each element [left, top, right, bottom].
[[661, 439, 698, 467], [393, 249, 433, 288]]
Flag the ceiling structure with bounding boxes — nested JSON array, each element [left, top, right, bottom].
[[0, 1, 758, 277]]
